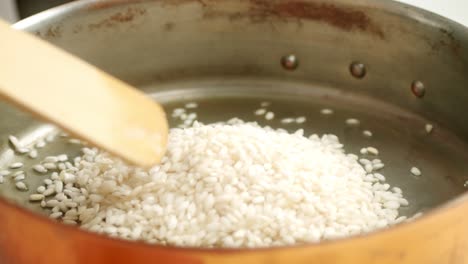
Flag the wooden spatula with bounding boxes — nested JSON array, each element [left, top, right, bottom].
[[0, 20, 168, 168]]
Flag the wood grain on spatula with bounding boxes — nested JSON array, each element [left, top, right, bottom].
[[0, 20, 168, 168]]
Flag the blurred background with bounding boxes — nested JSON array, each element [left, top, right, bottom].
[[0, 0, 467, 26], [0, 0, 70, 22]]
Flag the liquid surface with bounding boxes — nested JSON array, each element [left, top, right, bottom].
[[0, 79, 467, 218]]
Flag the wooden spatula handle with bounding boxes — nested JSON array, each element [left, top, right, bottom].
[[0, 20, 168, 167]]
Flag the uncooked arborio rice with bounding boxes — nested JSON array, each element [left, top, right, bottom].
[[33, 120, 408, 248]]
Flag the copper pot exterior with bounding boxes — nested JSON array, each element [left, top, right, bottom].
[[1, 196, 468, 263]]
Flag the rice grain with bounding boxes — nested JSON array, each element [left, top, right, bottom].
[[410, 167, 421, 176], [9, 162, 23, 169], [29, 121, 408, 248]]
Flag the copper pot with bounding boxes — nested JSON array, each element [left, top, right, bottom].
[[1, 0, 468, 263]]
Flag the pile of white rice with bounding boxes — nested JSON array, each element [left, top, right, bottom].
[[28, 119, 408, 248]]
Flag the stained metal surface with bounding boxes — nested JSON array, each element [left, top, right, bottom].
[[1, 0, 468, 262]]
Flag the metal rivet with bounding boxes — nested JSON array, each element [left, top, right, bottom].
[[281, 54, 299, 70], [411, 81, 425, 98], [349, 62, 366, 79]]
